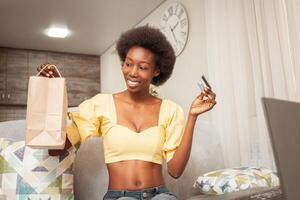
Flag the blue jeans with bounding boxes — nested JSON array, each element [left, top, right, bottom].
[[103, 185, 178, 200]]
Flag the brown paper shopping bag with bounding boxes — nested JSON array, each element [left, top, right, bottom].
[[25, 64, 68, 149]]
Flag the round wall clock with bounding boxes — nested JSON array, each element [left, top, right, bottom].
[[160, 3, 189, 56]]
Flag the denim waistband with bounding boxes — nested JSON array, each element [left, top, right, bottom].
[[104, 185, 169, 199]]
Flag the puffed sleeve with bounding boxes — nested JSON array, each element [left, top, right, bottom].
[[162, 102, 185, 162], [67, 99, 101, 149]]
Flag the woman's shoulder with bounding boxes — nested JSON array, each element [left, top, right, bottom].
[[92, 93, 112, 100], [161, 98, 184, 115], [162, 98, 181, 109], [86, 93, 111, 102], [79, 93, 112, 107]]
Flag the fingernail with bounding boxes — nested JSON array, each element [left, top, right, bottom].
[[46, 73, 50, 77]]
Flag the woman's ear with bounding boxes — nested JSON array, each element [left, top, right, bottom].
[[154, 69, 160, 77]]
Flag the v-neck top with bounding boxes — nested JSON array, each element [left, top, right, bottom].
[[67, 93, 185, 164]]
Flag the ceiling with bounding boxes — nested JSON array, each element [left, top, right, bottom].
[[0, 0, 165, 55]]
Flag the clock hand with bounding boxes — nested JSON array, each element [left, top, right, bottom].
[[171, 22, 179, 31], [168, 24, 179, 43], [169, 27, 178, 43]]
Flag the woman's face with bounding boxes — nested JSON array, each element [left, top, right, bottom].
[[122, 46, 160, 93]]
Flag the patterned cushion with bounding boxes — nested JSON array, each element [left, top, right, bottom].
[[0, 138, 75, 200], [194, 166, 280, 195]]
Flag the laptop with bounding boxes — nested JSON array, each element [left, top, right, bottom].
[[262, 97, 300, 200]]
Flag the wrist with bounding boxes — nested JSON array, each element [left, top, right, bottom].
[[187, 112, 198, 121], [188, 107, 199, 118]]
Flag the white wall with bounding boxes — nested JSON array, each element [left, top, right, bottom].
[[100, 0, 224, 198]]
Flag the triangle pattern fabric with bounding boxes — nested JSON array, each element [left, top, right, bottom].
[[0, 140, 76, 194]]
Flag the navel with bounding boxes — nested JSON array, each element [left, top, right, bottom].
[[134, 180, 142, 187]]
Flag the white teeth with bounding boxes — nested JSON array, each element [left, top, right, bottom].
[[128, 80, 140, 86]]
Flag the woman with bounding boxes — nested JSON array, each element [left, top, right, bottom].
[[38, 25, 216, 200]]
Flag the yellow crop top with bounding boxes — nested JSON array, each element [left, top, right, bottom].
[[67, 93, 185, 164]]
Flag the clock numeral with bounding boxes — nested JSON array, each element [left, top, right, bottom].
[[162, 13, 168, 22], [168, 6, 173, 16], [181, 31, 187, 38], [177, 8, 184, 19], [180, 18, 187, 28], [174, 4, 179, 16]]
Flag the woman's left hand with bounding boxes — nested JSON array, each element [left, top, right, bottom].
[[189, 87, 217, 116]]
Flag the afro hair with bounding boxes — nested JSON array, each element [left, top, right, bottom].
[[116, 25, 176, 86]]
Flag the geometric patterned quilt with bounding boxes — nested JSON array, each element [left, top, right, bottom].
[[0, 138, 76, 200]]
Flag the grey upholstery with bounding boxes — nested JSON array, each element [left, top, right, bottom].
[[188, 187, 282, 200], [74, 137, 109, 199], [0, 120, 26, 140]]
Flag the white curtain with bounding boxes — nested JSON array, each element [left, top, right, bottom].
[[204, 0, 299, 169]]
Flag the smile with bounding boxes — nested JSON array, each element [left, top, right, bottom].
[[127, 80, 141, 87]]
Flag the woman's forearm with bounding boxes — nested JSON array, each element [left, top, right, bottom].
[[167, 114, 197, 178]]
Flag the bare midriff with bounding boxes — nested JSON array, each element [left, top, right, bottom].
[[107, 160, 164, 190]]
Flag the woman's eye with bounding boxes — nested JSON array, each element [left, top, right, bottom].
[[125, 62, 132, 67], [139, 66, 147, 70]]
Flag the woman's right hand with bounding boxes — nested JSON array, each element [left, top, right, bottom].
[[37, 63, 60, 78], [48, 137, 73, 156]]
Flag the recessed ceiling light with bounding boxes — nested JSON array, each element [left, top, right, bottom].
[[47, 27, 70, 38]]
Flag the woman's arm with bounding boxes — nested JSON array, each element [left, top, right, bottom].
[[167, 87, 216, 178]]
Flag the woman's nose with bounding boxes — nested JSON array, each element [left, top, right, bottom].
[[129, 65, 138, 77]]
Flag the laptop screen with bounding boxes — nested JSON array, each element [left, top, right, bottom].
[[262, 97, 300, 200]]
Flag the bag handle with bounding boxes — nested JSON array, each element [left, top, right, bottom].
[[36, 64, 62, 77]]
